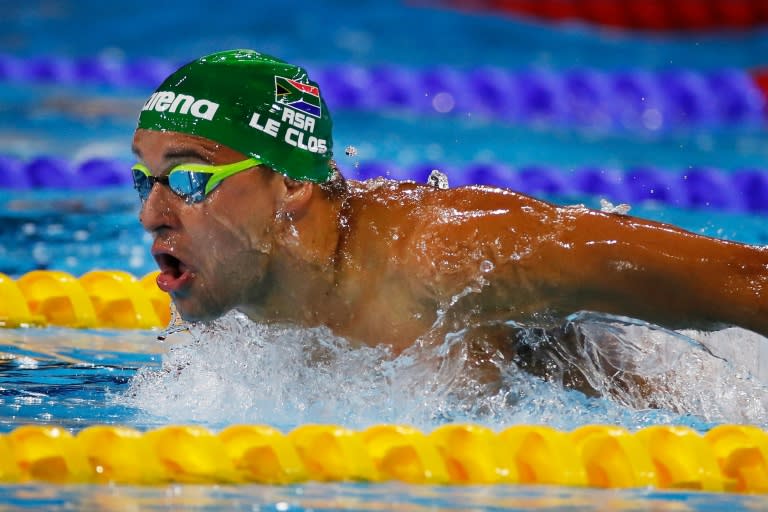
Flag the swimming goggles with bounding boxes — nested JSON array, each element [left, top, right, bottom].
[[131, 158, 261, 204]]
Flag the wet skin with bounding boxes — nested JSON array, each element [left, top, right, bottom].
[[133, 129, 768, 358]]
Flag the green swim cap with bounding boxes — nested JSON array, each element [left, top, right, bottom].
[[137, 49, 333, 183]]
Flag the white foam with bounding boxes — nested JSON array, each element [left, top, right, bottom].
[[118, 309, 768, 431]]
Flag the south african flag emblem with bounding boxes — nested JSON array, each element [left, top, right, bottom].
[[274, 76, 322, 118]]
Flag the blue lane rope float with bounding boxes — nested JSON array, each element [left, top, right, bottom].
[[0, 156, 129, 189], [2, 156, 767, 213], [0, 55, 765, 130]]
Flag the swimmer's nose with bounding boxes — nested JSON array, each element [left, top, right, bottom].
[[139, 183, 180, 234]]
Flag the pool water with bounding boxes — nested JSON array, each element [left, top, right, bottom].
[[3, 1, 768, 510], [2, 480, 766, 511]]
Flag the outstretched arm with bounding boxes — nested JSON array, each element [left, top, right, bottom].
[[399, 185, 767, 339], [539, 205, 768, 336]]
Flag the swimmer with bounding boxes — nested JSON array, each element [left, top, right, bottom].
[[131, 50, 768, 364]]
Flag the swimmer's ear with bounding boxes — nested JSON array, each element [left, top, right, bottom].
[[276, 175, 313, 217]]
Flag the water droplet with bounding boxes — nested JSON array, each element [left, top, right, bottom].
[[480, 260, 494, 273], [641, 108, 663, 131], [432, 92, 455, 113], [427, 170, 449, 190]]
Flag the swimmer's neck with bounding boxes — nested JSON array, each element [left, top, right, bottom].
[[237, 186, 354, 332], [235, 184, 436, 349]]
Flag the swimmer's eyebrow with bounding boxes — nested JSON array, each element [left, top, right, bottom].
[[130, 147, 212, 170], [161, 149, 211, 164]]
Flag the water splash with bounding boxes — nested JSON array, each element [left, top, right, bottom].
[[155, 302, 188, 341], [119, 309, 768, 431], [599, 198, 631, 215], [569, 313, 768, 423]]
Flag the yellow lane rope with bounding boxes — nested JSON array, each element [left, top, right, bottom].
[[1, 270, 169, 329], [2, 423, 767, 492]]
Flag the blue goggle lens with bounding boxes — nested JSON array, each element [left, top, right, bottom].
[[132, 169, 154, 202], [168, 171, 213, 203], [133, 169, 214, 204]]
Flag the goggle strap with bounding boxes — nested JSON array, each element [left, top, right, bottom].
[[203, 159, 261, 194]]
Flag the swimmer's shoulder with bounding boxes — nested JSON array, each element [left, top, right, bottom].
[[349, 177, 560, 246], [349, 178, 555, 211], [347, 179, 566, 246]]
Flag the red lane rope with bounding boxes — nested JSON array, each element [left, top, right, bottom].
[[751, 68, 768, 103], [434, 0, 768, 31]]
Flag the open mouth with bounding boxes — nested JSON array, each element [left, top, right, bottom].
[[154, 252, 193, 294]]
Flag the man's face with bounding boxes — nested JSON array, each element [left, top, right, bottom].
[[132, 129, 281, 321]]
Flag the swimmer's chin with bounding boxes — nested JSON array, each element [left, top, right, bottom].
[[171, 299, 231, 324]]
